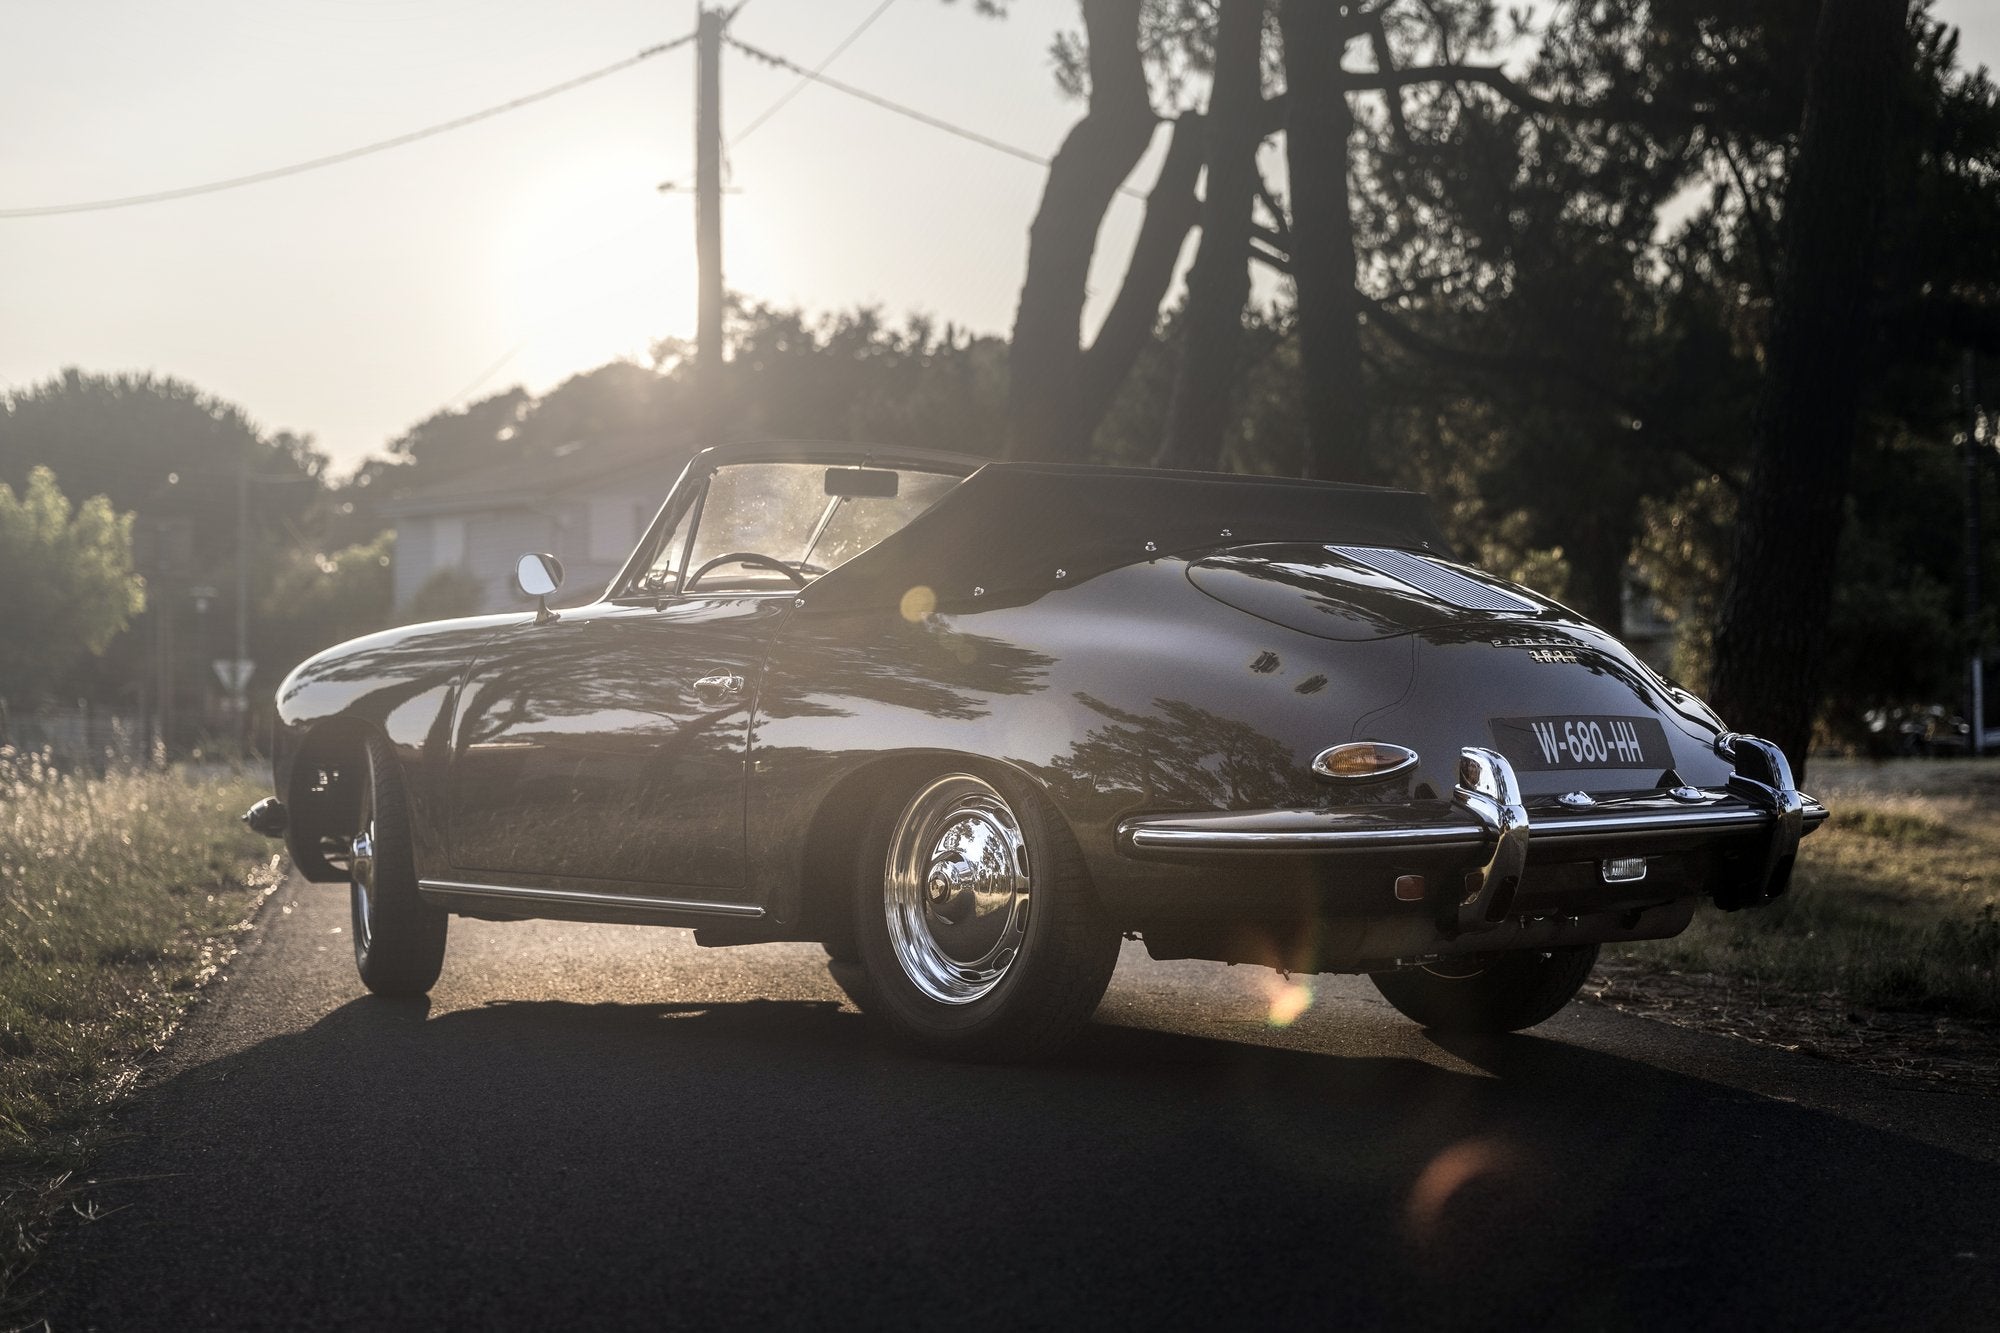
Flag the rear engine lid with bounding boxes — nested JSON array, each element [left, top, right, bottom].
[[1186, 543, 1559, 642]]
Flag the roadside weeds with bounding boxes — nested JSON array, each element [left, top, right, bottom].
[[1599, 757, 2000, 1094], [0, 753, 279, 1323]]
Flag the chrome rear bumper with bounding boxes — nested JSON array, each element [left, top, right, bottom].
[[1115, 733, 1824, 928]]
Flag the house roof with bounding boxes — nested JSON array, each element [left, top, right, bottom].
[[381, 434, 691, 519]]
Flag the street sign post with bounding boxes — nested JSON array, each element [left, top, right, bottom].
[[213, 658, 255, 696]]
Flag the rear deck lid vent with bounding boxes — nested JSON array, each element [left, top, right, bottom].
[[1326, 545, 1539, 614]]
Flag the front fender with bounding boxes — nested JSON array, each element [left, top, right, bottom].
[[271, 613, 521, 880]]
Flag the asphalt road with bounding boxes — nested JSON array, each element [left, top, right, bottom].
[[41, 875, 2000, 1331]]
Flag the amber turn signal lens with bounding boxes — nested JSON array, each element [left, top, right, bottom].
[[1312, 742, 1420, 782]]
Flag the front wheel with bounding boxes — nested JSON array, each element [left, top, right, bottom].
[[349, 733, 448, 997], [846, 768, 1120, 1061], [1370, 944, 1599, 1034]]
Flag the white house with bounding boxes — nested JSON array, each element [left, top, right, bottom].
[[384, 436, 692, 614]]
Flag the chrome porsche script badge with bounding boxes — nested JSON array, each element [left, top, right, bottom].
[[1491, 635, 1582, 664]]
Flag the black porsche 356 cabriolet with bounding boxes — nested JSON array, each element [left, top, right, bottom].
[[245, 440, 1824, 1059]]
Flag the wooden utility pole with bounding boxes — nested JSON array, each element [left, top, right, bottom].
[[1966, 351, 1986, 757], [235, 457, 249, 759], [695, 6, 725, 442]]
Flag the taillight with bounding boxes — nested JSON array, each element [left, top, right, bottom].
[[1312, 742, 1419, 782]]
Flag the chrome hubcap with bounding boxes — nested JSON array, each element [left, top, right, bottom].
[[883, 775, 1031, 1005]]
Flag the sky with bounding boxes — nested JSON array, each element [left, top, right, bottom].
[[4, 0, 1997, 474]]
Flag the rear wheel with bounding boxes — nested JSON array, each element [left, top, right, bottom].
[[848, 768, 1119, 1061], [349, 734, 448, 997], [1370, 944, 1599, 1033]]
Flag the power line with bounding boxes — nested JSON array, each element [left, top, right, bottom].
[[445, 337, 532, 408], [729, 0, 903, 148], [0, 33, 697, 220], [726, 34, 1148, 201]]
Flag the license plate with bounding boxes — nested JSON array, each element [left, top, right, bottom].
[[1489, 715, 1672, 772]]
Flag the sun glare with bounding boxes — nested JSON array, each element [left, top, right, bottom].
[[492, 150, 696, 385]]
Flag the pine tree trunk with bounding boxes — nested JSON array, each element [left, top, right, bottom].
[[1706, 0, 1911, 779], [1279, 0, 1374, 483], [1563, 486, 1639, 632], [1153, 0, 1267, 470], [1076, 112, 1206, 438], [1005, 0, 1155, 462]]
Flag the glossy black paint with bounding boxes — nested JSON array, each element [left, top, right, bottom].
[[449, 595, 788, 891], [269, 441, 1762, 974]]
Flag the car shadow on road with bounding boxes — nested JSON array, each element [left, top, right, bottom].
[[47, 993, 2000, 1331]]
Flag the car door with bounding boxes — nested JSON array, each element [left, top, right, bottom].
[[446, 592, 789, 890], [442, 455, 964, 896], [443, 460, 837, 892]]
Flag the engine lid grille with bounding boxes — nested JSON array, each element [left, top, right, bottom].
[[1326, 545, 1540, 614]]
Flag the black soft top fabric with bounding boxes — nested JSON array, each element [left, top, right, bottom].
[[805, 462, 1451, 615]]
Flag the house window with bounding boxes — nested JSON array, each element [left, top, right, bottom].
[[588, 496, 635, 562], [433, 516, 467, 568]]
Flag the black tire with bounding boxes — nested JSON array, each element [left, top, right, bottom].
[[1370, 944, 1599, 1034], [349, 733, 448, 997], [824, 954, 877, 1014], [849, 766, 1120, 1061]]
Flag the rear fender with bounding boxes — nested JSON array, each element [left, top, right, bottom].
[[753, 562, 1419, 928]]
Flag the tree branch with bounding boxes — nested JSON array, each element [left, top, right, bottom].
[[1250, 222, 1290, 256], [1249, 240, 1292, 273], [1254, 168, 1291, 247], [1363, 296, 1745, 488], [1343, 62, 1605, 121], [1364, 14, 1412, 146], [1075, 111, 1207, 435], [1713, 130, 1781, 297], [1004, 0, 1156, 460]]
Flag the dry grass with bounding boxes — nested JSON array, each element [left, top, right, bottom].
[[1608, 758, 2000, 1023], [0, 749, 279, 1314]]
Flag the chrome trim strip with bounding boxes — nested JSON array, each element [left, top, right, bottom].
[[418, 879, 764, 919], [1532, 806, 1770, 839], [1125, 823, 1486, 852], [1118, 798, 1827, 854]]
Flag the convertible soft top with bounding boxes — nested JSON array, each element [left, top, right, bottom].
[[806, 461, 1453, 614]]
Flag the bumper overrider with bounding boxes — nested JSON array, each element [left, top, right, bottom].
[[1116, 733, 1826, 934]]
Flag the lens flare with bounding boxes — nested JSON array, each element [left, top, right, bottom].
[[899, 585, 937, 621], [1265, 976, 1313, 1026], [1405, 1137, 1517, 1242]]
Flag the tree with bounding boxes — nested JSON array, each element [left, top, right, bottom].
[[0, 468, 145, 707], [1278, 0, 1370, 481], [0, 370, 331, 721], [1005, 0, 1159, 461], [1707, 1, 1917, 773], [255, 532, 396, 679], [0, 369, 324, 569], [1155, 0, 1269, 468], [401, 567, 487, 626]]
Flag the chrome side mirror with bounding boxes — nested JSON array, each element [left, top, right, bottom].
[[516, 552, 565, 624]]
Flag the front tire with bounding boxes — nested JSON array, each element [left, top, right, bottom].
[[1370, 944, 1599, 1034], [349, 733, 448, 997], [848, 768, 1119, 1061]]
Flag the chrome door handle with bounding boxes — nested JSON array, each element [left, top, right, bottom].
[[692, 673, 745, 702]]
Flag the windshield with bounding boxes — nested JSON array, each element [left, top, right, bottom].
[[632, 462, 962, 595]]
